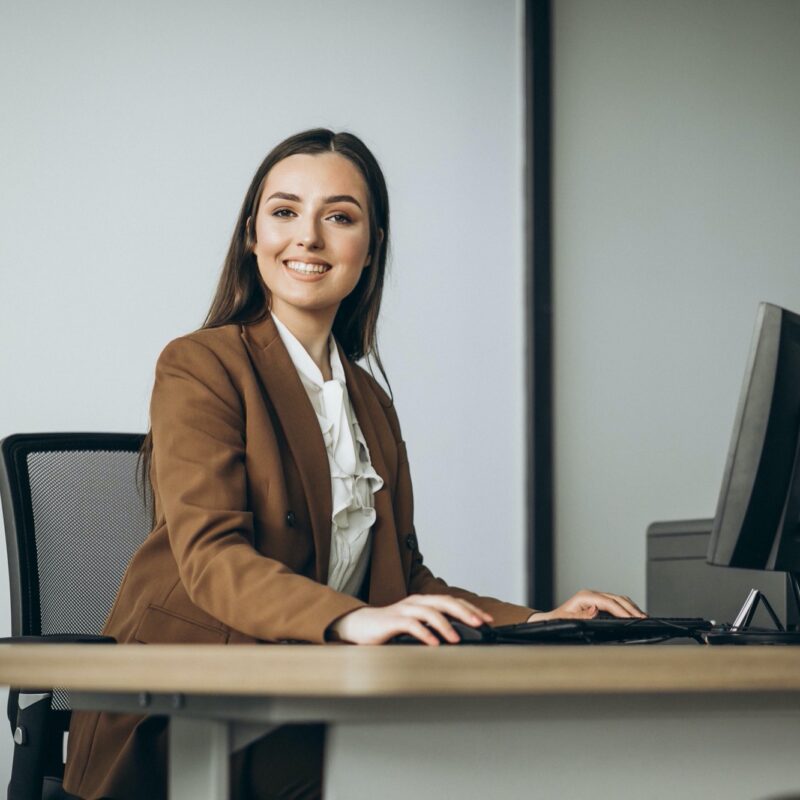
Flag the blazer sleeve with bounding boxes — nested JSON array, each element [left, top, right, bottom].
[[383, 398, 535, 627], [150, 336, 365, 644]]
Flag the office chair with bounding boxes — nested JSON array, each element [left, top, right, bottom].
[[0, 433, 152, 800]]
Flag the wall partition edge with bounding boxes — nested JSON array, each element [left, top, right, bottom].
[[524, 0, 554, 610]]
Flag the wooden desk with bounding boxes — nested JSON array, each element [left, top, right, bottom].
[[2, 644, 800, 799]]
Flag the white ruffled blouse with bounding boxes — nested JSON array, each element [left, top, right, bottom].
[[271, 313, 384, 597]]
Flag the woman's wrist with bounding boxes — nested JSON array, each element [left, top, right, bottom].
[[526, 610, 549, 623], [325, 608, 363, 642]]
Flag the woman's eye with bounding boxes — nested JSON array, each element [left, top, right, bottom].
[[270, 208, 352, 224]]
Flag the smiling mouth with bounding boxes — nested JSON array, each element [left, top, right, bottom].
[[283, 260, 332, 275]]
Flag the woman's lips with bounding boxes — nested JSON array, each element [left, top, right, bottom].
[[282, 259, 332, 281], [283, 259, 331, 273]]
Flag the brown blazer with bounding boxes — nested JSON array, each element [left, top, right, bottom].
[[62, 314, 532, 800]]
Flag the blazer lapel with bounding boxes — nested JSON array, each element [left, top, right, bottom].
[[339, 347, 406, 606], [240, 315, 332, 584]]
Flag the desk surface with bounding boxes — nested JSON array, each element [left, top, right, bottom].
[[2, 643, 800, 697]]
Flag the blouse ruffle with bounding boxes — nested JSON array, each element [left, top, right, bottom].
[[270, 313, 383, 596], [314, 379, 384, 594]]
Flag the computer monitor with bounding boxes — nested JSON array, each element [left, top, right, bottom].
[[707, 302, 800, 622]]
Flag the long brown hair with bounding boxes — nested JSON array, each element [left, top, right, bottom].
[[136, 128, 392, 513]]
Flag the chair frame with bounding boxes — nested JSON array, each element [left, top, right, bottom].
[[1, 432, 146, 800]]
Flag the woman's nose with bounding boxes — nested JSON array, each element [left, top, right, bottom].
[[298, 217, 323, 249]]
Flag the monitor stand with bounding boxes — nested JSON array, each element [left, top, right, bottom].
[[731, 587, 784, 631], [705, 579, 800, 644]]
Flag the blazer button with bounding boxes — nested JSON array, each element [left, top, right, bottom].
[[286, 510, 297, 528], [406, 532, 418, 550]]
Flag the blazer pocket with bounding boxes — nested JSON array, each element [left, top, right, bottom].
[[134, 604, 230, 645]]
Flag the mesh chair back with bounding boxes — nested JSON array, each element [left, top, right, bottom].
[[0, 433, 153, 709]]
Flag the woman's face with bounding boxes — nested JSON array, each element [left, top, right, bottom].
[[252, 152, 378, 327]]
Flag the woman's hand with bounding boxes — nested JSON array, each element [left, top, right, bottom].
[[326, 594, 494, 646], [527, 589, 646, 623]]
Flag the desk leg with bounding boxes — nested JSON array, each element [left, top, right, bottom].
[[168, 717, 229, 800]]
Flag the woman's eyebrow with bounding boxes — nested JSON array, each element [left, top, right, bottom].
[[265, 191, 362, 210]]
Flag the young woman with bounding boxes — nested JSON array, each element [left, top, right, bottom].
[[63, 128, 643, 800]]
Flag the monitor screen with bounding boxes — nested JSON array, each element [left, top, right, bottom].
[[707, 302, 800, 573]]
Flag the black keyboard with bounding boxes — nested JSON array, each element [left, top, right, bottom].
[[492, 616, 713, 644], [389, 617, 714, 645]]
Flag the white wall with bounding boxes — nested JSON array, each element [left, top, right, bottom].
[[0, 0, 525, 784], [553, 0, 800, 605]]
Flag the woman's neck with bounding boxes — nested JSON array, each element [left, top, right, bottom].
[[271, 304, 336, 381]]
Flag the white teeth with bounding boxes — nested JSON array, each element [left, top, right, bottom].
[[284, 260, 330, 274]]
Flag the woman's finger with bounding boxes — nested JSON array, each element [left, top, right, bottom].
[[417, 596, 486, 624], [402, 617, 441, 647], [454, 599, 494, 623], [622, 594, 646, 616], [591, 594, 640, 618], [598, 592, 646, 618], [410, 595, 492, 625], [403, 594, 490, 621], [400, 605, 461, 643]]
